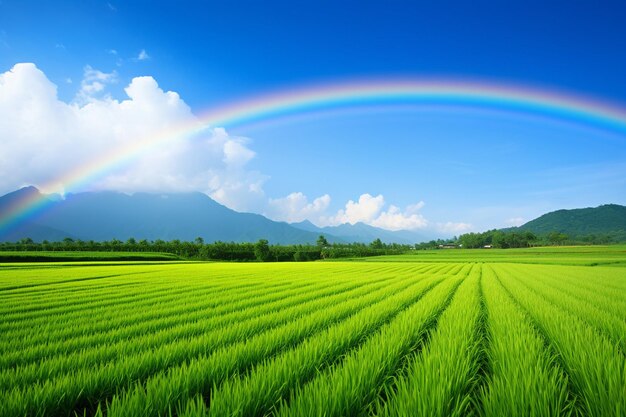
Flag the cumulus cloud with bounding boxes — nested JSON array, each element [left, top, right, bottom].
[[0, 63, 263, 211], [75, 65, 117, 103], [370, 204, 428, 230], [315, 194, 427, 231], [0, 63, 436, 232], [329, 194, 385, 225], [222, 136, 255, 167], [266, 192, 331, 223]]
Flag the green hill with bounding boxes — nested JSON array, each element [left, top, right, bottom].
[[516, 204, 626, 240]]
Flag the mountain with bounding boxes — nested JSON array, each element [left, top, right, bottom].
[[0, 187, 74, 242], [0, 187, 322, 244], [514, 204, 626, 238], [291, 220, 432, 244]]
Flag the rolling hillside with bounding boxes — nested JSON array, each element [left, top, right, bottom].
[[515, 204, 626, 239]]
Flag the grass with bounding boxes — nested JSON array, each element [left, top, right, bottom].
[[360, 245, 626, 266], [0, 249, 624, 417], [0, 250, 181, 262]]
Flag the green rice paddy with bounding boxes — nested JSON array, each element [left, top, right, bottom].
[[1, 247, 624, 416]]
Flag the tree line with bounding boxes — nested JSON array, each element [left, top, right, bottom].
[[455, 229, 621, 248], [457, 230, 539, 249], [0, 235, 412, 262], [415, 229, 623, 250], [2, 229, 620, 262]]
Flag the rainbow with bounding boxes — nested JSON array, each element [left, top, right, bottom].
[[1, 78, 626, 239]]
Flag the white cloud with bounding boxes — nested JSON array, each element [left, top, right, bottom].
[[0, 63, 262, 211], [266, 192, 331, 223], [317, 194, 427, 231], [330, 193, 385, 225], [0, 63, 435, 232], [222, 136, 255, 167], [370, 204, 428, 231], [75, 65, 117, 103], [437, 222, 473, 234], [137, 49, 150, 61], [505, 217, 525, 226]]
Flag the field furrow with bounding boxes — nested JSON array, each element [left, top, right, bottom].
[[493, 264, 626, 417], [373, 264, 484, 417], [504, 265, 626, 353], [0, 273, 394, 389], [102, 269, 452, 417], [1, 251, 624, 417], [479, 265, 571, 417], [513, 266, 626, 321], [264, 266, 470, 417], [1, 264, 444, 417]]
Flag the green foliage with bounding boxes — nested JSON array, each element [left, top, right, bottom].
[[516, 204, 626, 240], [0, 237, 411, 262], [458, 229, 537, 249], [370, 237, 384, 249], [547, 231, 569, 245], [316, 234, 329, 247], [0, 250, 179, 262], [254, 239, 271, 262]]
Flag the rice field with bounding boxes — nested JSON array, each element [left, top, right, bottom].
[[1, 252, 625, 416]]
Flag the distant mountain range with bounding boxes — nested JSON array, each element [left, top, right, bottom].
[[2, 187, 623, 244], [291, 220, 431, 245], [0, 187, 434, 244], [511, 204, 626, 239]]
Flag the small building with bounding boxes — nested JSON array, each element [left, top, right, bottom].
[[438, 244, 458, 249]]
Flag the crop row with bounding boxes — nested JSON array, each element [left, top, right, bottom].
[[1, 261, 624, 417], [1, 263, 458, 416], [493, 264, 626, 417], [101, 266, 467, 417], [0, 264, 444, 389]]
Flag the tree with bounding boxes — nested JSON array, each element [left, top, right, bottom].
[[370, 238, 384, 250], [316, 235, 329, 247], [254, 239, 271, 262], [548, 231, 568, 246], [491, 231, 507, 248], [194, 237, 204, 245], [524, 231, 537, 246]]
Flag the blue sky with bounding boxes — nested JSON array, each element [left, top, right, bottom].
[[1, 0, 625, 235]]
